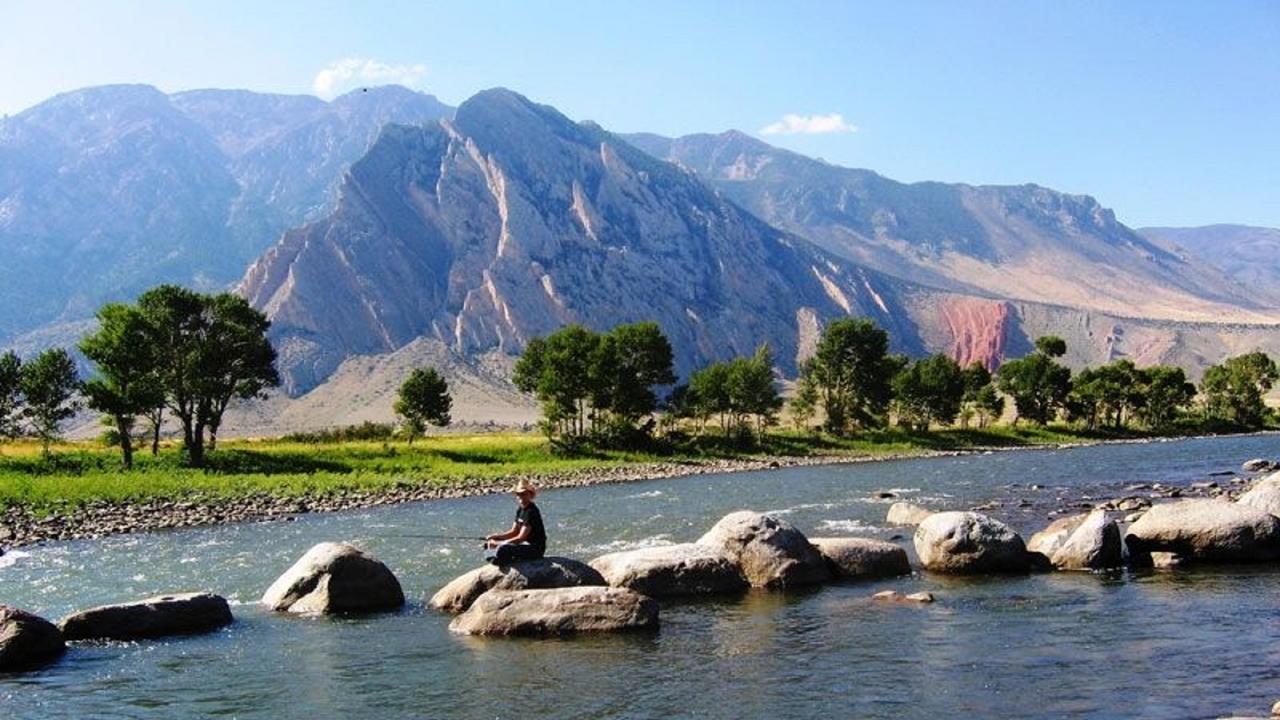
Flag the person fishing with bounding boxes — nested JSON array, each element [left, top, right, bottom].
[[483, 479, 546, 564]]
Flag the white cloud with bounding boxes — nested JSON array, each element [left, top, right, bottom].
[[312, 57, 428, 98], [760, 113, 858, 136]]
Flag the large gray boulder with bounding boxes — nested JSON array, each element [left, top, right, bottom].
[[1243, 458, 1276, 473], [1028, 510, 1122, 570], [914, 511, 1029, 574], [59, 592, 232, 641], [1125, 500, 1280, 563], [809, 537, 911, 579], [589, 543, 747, 597], [449, 587, 659, 636], [697, 511, 830, 588], [430, 557, 606, 614], [263, 542, 404, 614], [886, 502, 934, 526], [1237, 471, 1280, 516], [0, 606, 65, 672]]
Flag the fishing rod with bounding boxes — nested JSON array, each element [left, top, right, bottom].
[[383, 533, 486, 541]]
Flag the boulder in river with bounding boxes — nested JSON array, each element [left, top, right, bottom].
[[1243, 458, 1276, 473], [263, 542, 404, 614], [589, 543, 747, 597], [809, 537, 910, 580], [430, 557, 606, 613], [1027, 510, 1122, 570], [59, 592, 232, 641], [914, 511, 1029, 574], [871, 590, 934, 604], [0, 605, 65, 672], [697, 511, 830, 588], [1124, 499, 1280, 563], [886, 502, 934, 526], [449, 587, 659, 636], [1237, 471, 1280, 517]]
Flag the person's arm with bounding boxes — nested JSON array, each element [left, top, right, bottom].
[[509, 523, 531, 543], [486, 522, 520, 545]]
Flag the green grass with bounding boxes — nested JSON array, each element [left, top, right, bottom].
[[0, 421, 1268, 514]]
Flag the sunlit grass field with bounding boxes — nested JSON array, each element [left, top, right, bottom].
[[0, 423, 1257, 513]]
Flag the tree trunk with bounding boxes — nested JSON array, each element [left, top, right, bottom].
[[188, 418, 206, 467], [116, 415, 134, 470]]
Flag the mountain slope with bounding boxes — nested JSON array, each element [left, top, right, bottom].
[[0, 84, 452, 340], [241, 89, 924, 395], [626, 131, 1280, 322], [1139, 225, 1280, 297]]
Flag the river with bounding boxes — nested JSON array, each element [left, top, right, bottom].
[[3, 434, 1279, 719]]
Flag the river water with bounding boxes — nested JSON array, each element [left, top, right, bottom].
[[3, 435, 1280, 719]]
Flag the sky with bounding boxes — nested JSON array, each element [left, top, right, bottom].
[[2, 0, 1278, 228]]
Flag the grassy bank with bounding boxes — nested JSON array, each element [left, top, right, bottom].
[[1, 422, 1265, 515]]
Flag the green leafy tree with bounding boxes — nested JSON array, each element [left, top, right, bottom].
[[20, 348, 81, 457], [959, 361, 994, 428], [974, 385, 1006, 428], [137, 285, 279, 466], [591, 322, 676, 435], [1201, 351, 1278, 428], [0, 350, 22, 441], [79, 303, 164, 468], [892, 353, 966, 431], [789, 375, 819, 432], [1068, 360, 1142, 430], [996, 336, 1072, 425], [726, 345, 783, 435], [515, 325, 600, 439], [802, 318, 900, 434], [1136, 365, 1196, 430], [689, 361, 732, 435], [394, 367, 452, 443]]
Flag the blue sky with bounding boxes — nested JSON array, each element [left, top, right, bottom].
[[3, 0, 1278, 228]]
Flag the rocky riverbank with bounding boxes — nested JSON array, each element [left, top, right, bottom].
[[1, 433, 1271, 550]]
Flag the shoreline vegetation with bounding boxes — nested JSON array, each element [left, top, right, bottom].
[[2, 424, 1275, 550]]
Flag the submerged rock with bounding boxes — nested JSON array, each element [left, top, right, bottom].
[[809, 537, 910, 580], [430, 558, 606, 613], [872, 590, 934, 604], [697, 511, 830, 588], [589, 544, 746, 597], [1028, 510, 1122, 570], [1124, 500, 1280, 563], [263, 542, 404, 614], [0, 605, 65, 672], [914, 511, 1029, 574], [1243, 459, 1276, 473], [886, 502, 934, 526], [448, 587, 659, 636], [59, 592, 232, 641]]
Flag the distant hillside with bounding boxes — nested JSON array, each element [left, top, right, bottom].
[[626, 131, 1280, 322], [0, 84, 452, 341], [1139, 224, 1280, 297]]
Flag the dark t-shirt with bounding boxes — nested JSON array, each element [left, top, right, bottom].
[[515, 502, 547, 556]]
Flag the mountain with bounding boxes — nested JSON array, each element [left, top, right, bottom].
[[625, 131, 1280, 323], [0, 84, 452, 341], [1139, 225, 1280, 297], [241, 88, 925, 395]]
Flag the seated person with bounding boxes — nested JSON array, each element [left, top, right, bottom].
[[483, 479, 546, 564]]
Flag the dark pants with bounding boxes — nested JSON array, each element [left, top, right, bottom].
[[485, 542, 544, 565]]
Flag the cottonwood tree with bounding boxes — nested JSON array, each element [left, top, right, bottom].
[[801, 318, 902, 434], [1137, 365, 1196, 431], [1068, 360, 1143, 430], [79, 303, 163, 468], [20, 348, 81, 457], [394, 367, 452, 443], [892, 353, 966, 431], [1201, 351, 1278, 428], [789, 375, 819, 432], [996, 337, 1072, 425], [0, 351, 22, 441]]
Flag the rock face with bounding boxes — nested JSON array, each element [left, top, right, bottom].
[[697, 511, 830, 588], [448, 587, 659, 636], [886, 502, 935, 526], [241, 87, 923, 394], [430, 557, 606, 614], [59, 592, 233, 640], [0, 606, 65, 672], [589, 543, 747, 597], [808, 537, 911, 580], [1028, 511, 1122, 571], [1237, 472, 1280, 516], [914, 511, 1029, 574], [263, 542, 404, 614], [1124, 500, 1280, 563]]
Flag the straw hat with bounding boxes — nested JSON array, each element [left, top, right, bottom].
[[511, 478, 537, 496]]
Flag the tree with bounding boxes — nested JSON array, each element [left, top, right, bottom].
[[1068, 360, 1142, 430], [1137, 365, 1196, 431], [515, 325, 600, 440], [689, 361, 732, 435], [996, 336, 1072, 425], [1201, 351, 1278, 428], [20, 348, 81, 457], [79, 303, 163, 468], [802, 318, 900, 434], [726, 345, 783, 435], [0, 351, 22, 441], [394, 367, 452, 443], [960, 361, 994, 428], [137, 285, 279, 466], [789, 375, 819, 432], [974, 385, 1006, 428], [591, 322, 676, 436], [892, 354, 966, 431]]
